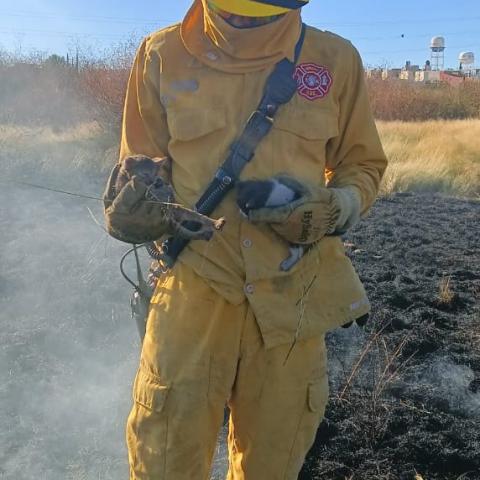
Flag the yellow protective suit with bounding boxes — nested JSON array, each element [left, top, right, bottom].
[[122, 1, 387, 478], [127, 264, 328, 479]]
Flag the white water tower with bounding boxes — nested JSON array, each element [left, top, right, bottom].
[[459, 51, 475, 75], [430, 36, 445, 71]]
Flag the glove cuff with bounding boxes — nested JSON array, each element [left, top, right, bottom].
[[329, 186, 362, 235]]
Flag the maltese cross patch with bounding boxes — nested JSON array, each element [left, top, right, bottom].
[[294, 63, 333, 101]]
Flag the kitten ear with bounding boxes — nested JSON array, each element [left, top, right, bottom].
[[122, 156, 138, 171], [153, 157, 172, 182]]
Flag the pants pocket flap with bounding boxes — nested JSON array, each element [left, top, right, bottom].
[[133, 368, 169, 413]]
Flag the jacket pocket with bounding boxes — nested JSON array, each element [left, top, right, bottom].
[[274, 107, 339, 140], [133, 367, 169, 413], [166, 107, 227, 142], [268, 108, 339, 184], [165, 106, 230, 196]]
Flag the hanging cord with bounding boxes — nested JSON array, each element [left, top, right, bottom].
[[120, 243, 168, 291], [120, 244, 157, 343], [2, 178, 181, 207], [120, 244, 150, 295], [133, 244, 150, 298], [120, 246, 142, 291], [133, 244, 143, 287]]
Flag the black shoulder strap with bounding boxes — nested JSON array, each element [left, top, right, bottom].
[[161, 23, 307, 268]]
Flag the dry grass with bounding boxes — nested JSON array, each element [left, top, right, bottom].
[[1, 57, 480, 199], [377, 119, 480, 197], [77, 67, 129, 130], [438, 275, 456, 306], [0, 122, 118, 186], [2, 118, 480, 199], [335, 324, 415, 447], [367, 78, 480, 121]]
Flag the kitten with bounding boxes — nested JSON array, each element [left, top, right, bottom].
[[237, 178, 306, 271], [115, 155, 225, 241]]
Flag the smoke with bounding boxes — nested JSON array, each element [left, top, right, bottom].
[[415, 358, 480, 417], [0, 183, 137, 479], [0, 180, 229, 479], [325, 325, 480, 421], [0, 56, 232, 479], [325, 324, 369, 392]]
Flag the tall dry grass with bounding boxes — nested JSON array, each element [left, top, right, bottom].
[[0, 122, 118, 190], [378, 119, 480, 198], [4, 119, 478, 199], [0, 63, 89, 127], [367, 78, 480, 121], [1, 56, 480, 198], [77, 67, 129, 130]]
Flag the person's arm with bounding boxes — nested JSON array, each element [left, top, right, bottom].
[[325, 44, 388, 223], [119, 36, 170, 161], [103, 37, 171, 244], [244, 44, 387, 243]]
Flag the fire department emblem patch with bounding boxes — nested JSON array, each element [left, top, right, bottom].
[[294, 63, 333, 101]]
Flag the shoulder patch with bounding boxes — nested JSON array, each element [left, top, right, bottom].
[[294, 63, 333, 101]]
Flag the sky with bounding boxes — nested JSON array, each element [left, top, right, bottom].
[[0, 0, 479, 69]]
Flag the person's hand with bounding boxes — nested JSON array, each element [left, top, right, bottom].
[[342, 314, 369, 329], [103, 161, 225, 244], [243, 175, 362, 244], [104, 168, 177, 244]]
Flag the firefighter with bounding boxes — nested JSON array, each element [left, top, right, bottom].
[[105, 0, 387, 478]]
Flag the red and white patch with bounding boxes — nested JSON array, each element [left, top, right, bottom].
[[294, 63, 333, 101]]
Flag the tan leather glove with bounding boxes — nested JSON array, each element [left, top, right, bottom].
[[247, 176, 362, 245], [103, 161, 224, 244]]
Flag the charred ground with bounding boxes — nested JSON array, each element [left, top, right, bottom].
[[301, 192, 480, 480], [0, 183, 478, 480]]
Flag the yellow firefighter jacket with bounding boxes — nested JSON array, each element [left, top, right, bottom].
[[119, 3, 388, 348]]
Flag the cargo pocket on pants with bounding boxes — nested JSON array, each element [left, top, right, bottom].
[[127, 368, 170, 478], [133, 368, 169, 412], [285, 378, 329, 479]]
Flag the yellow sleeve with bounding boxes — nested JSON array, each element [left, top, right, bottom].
[[325, 45, 387, 214], [119, 37, 169, 161]]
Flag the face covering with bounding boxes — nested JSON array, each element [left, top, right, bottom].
[[181, 0, 302, 73]]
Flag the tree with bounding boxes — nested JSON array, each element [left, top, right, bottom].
[[44, 54, 67, 67]]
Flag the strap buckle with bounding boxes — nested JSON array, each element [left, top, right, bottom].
[[245, 110, 275, 145], [229, 110, 274, 175]]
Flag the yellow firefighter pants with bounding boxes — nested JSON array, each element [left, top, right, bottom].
[[126, 264, 329, 480]]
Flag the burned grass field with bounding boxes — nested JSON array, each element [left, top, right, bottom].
[[0, 180, 478, 479], [302, 193, 480, 480]]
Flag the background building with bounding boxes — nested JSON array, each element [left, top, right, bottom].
[[366, 36, 479, 85]]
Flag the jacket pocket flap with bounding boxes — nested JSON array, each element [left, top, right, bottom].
[[167, 107, 227, 142], [133, 368, 169, 413], [274, 108, 339, 140]]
